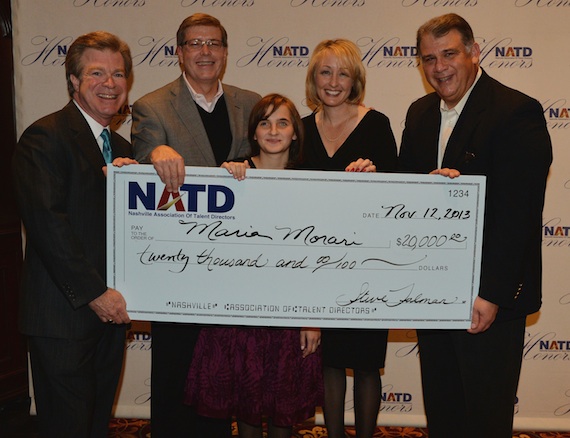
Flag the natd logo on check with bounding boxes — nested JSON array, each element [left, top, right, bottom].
[[128, 182, 235, 213]]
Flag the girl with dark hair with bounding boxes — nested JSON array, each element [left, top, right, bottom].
[[185, 94, 323, 438]]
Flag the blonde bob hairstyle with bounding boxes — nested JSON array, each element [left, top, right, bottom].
[[305, 39, 366, 108]]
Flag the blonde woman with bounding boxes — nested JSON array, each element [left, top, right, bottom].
[[302, 39, 398, 438]]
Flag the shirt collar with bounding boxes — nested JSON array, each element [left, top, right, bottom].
[[72, 99, 108, 139], [440, 67, 482, 116], [182, 73, 224, 113]]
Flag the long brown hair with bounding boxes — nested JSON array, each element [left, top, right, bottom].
[[248, 94, 304, 168]]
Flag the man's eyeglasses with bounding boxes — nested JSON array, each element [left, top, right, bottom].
[[181, 39, 224, 51]]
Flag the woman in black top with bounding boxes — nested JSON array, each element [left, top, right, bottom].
[[302, 38, 398, 438]]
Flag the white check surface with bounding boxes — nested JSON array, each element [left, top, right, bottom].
[[107, 165, 485, 329]]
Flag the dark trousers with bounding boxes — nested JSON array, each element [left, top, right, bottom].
[[417, 317, 526, 438], [150, 322, 232, 438], [28, 325, 126, 438]]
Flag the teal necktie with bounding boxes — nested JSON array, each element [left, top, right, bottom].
[[100, 129, 112, 163]]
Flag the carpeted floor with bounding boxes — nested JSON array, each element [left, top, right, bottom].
[[106, 418, 570, 438], [3, 399, 570, 438]]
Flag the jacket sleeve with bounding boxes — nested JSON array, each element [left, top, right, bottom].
[[13, 119, 108, 309], [477, 97, 552, 308]]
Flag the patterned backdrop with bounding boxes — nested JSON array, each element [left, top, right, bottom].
[[11, 0, 570, 431]]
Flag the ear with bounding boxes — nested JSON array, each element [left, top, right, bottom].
[[70, 75, 80, 93], [292, 134, 297, 140], [176, 46, 184, 66], [470, 42, 481, 65]]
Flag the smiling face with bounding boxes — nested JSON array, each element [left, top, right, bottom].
[[254, 104, 297, 158], [314, 51, 354, 108], [70, 48, 127, 127], [419, 29, 480, 109], [177, 25, 228, 92]]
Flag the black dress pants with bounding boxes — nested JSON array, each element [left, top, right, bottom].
[[28, 324, 126, 438], [417, 317, 526, 438], [150, 322, 232, 438]]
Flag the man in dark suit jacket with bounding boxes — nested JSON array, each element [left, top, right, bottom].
[[399, 14, 552, 438], [131, 13, 260, 438], [12, 31, 137, 438]]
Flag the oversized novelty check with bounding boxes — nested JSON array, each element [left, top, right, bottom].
[[107, 165, 486, 329]]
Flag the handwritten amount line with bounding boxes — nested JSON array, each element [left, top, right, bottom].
[[137, 260, 420, 272]]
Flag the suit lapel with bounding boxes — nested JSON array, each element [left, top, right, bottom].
[[110, 131, 132, 158], [412, 96, 441, 171], [424, 104, 442, 169], [223, 85, 246, 160], [64, 102, 108, 170], [442, 71, 491, 169], [170, 76, 216, 164]]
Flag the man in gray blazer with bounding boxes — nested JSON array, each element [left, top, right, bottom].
[[12, 31, 136, 437], [131, 13, 260, 438]]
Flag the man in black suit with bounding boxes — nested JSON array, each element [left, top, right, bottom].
[[399, 14, 552, 438], [12, 31, 136, 438]]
